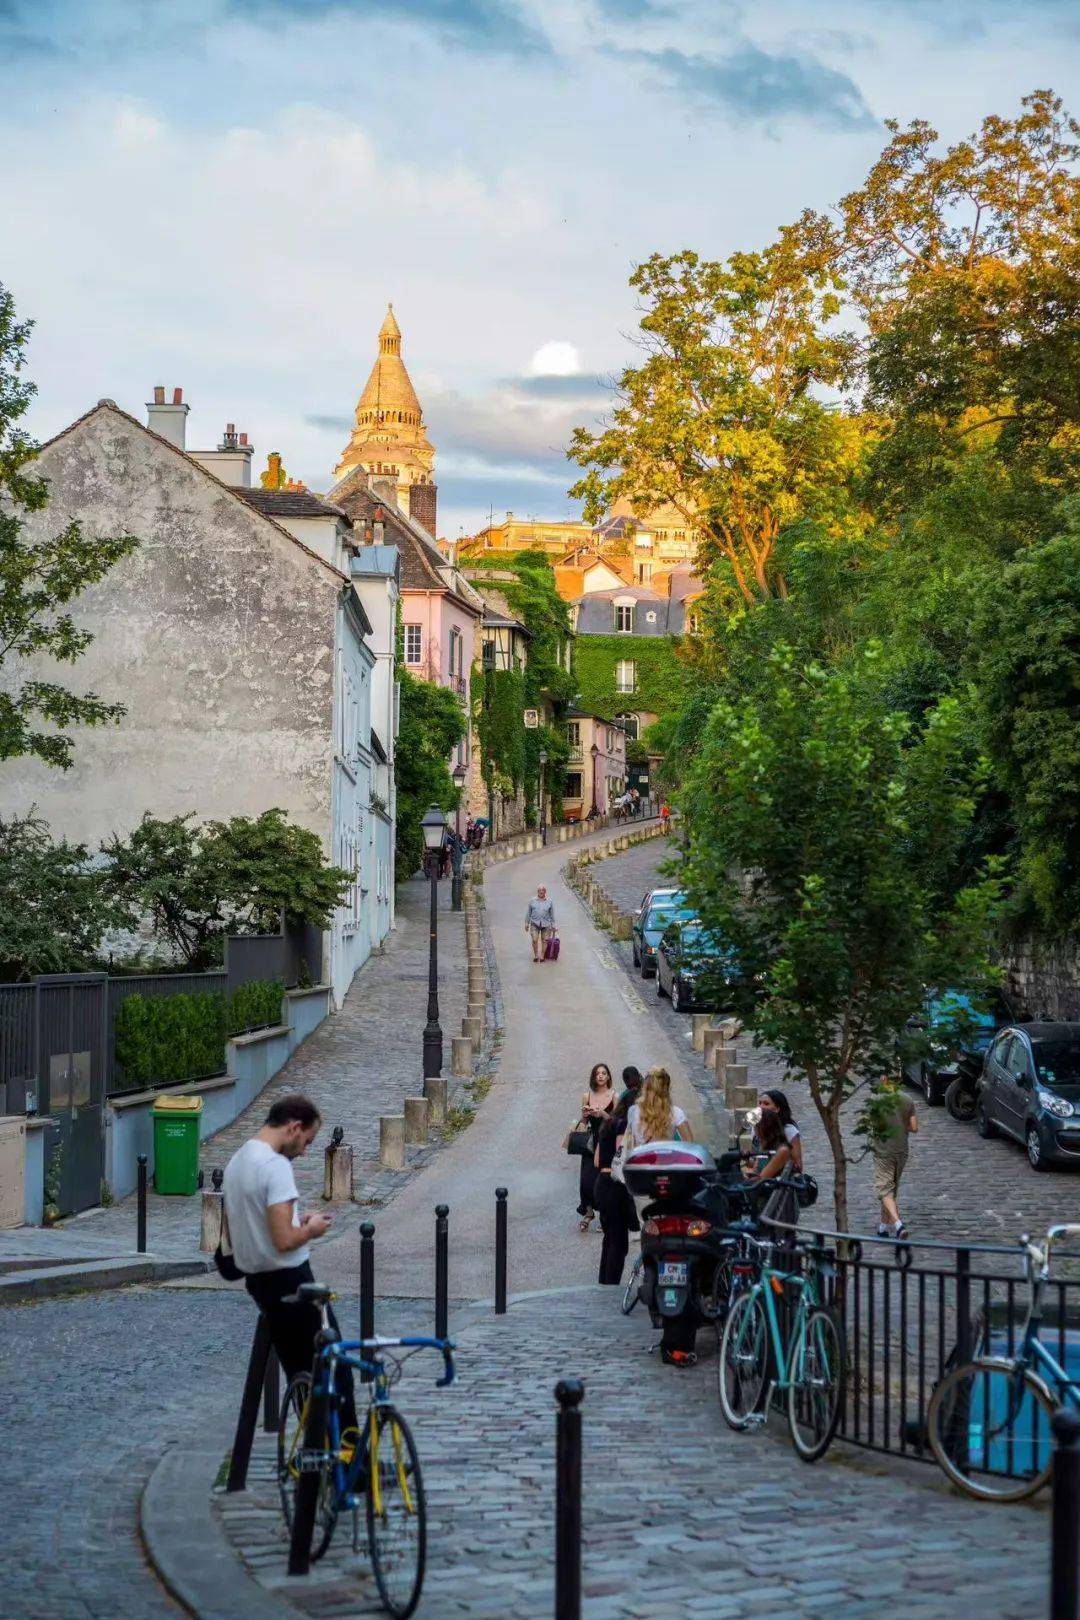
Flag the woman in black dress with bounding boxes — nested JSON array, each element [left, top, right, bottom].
[[577, 1063, 616, 1231], [594, 1095, 640, 1283]]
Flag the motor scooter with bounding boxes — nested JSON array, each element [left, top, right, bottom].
[[944, 1050, 985, 1122], [624, 1142, 760, 1362]]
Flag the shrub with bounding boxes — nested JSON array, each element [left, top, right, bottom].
[[114, 979, 285, 1087]]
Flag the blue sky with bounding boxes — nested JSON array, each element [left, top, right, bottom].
[[1, 0, 1075, 537]]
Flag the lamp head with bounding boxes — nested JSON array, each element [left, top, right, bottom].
[[421, 803, 449, 852]]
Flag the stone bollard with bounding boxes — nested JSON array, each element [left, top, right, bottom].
[[611, 912, 632, 941], [468, 972, 485, 997], [726, 1080, 758, 1111], [463, 1014, 483, 1044], [691, 1013, 710, 1053], [468, 994, 486, 1017], [452, 1035, 473, 1077], [714, 1044, 740, 1077], [404, 1096, 430, 1145], [200, 1178, 224, 1252], [724, 1063, 750, 1095], [322, 1130, 354, 1202], [424, 1076, 448, 1129], [702, 1028, 726, 1070], [718, 1016, 743, 1041], [379, 1115, 406, 1170]]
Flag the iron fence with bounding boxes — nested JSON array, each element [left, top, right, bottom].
[[0, 984, 36, 1112], [106, 970, 229, 1094], [774, 1225, 1080, 1478]]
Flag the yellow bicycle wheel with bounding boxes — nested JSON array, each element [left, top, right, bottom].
[[365, 1404, 426, 1618], [277, 1372, 338, 1559]]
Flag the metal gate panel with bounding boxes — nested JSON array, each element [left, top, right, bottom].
[[36, 975, 106, 1217]]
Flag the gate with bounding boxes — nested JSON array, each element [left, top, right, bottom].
[[36, 974, 107, 1217]]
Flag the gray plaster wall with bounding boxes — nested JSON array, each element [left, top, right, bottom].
[[0, 403, 343, 850]]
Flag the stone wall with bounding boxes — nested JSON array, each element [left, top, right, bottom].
[[1003, 938, 1080, 1022]]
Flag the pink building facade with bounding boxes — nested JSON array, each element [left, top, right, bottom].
[[562, 710, 627, 820]]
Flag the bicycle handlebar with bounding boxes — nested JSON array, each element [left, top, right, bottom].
[[338, 1334, 456, 1387]]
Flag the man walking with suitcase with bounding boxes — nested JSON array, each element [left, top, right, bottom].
[[525, 885, 556, 963]]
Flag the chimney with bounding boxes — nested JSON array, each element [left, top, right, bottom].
[[187, 421, 255, 487], [372, 506, 386, 546], [370, 475, 399, 511], [408, 480, 437, 538], [146, 384, 189, 449]]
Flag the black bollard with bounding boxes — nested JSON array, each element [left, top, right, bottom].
[[495, 1187, 508, 1315], [226, 1313, 273, 1492], [136, 1154, 148, 1253], [1052, 1407, 1080, 1620], [451, 875, 463, 911], [360, 1221, 375, 1383], [262, 1347, 281, 1433], [435, 1204, 449, 1340], [555, 1379, 584, 1620]]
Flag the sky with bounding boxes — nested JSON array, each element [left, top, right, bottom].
[[0, 0, 1076, 538]]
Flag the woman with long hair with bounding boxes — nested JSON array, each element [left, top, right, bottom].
[[749, 1089, 803, 1171], [626, 1067, 694, 1151], [577, 1062, 616, 1231]]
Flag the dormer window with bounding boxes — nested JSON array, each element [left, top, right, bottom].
[[614, 602, 634, 633]]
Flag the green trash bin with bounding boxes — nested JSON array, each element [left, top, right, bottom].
[[152, 1094, 204, 1195]]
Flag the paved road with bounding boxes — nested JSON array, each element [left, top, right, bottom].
[[0, 1287, 251, 1620], [317, 825, 704, 1299]]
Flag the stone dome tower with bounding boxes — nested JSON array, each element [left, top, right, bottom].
[[335, 305, 436, 515]]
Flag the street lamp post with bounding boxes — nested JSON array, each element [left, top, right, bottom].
[[420, 803, 449, 1078], [450, 764, 467, 912], [589, 741, 599, 819], [538, 748, 548, 846]]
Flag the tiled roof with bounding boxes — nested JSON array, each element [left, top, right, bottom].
[[328, 467, 481, 611], [238, 489, 350, 523]]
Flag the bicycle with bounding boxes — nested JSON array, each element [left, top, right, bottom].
[[621, 1249, 644, 1314], [926, 1222, 1080, 1502], [277, 1282, 455, 1618], [717, 1236, 845, 1462]]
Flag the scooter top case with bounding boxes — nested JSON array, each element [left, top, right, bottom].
[[623, 1141, 716, 1201]]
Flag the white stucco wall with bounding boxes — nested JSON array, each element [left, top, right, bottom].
[[0, 403, 345, 859], [329, 596, 376, 1006]]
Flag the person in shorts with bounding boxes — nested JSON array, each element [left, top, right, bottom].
[[524, 885, 556, 962], [872, 1081, 918, 1238]]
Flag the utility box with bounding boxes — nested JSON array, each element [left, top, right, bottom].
[[0, 1117, 26, 1227], [151, 1095, 204, 1195]]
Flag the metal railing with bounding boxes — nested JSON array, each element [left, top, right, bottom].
[[768, 1223, 1080, 1476], [0, 984, 35, 1108]]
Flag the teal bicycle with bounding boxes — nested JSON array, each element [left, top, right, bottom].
[[926, 1222, 1080, 1501], [717, 1236, 845, 1461]]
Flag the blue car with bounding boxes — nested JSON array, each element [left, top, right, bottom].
[[900, 988, 1013, 1107]]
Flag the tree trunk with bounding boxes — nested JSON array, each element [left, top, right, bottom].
[[805, 1063, 851, 1234]]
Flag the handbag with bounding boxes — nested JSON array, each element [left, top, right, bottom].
[[213, 1205, 245, 1281], [563, 1111, 592, 1157]]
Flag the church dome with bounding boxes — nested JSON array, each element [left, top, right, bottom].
[[336, 304, 434, 482]]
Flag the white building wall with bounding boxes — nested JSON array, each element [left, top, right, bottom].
[[329, 597, 376, 1007], [351, 546, 400, 933]]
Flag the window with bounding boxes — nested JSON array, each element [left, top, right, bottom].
[[688, 610, 702, 635], [615, 659, 636, 694], [564, 772, 583, 799], [404, 624, 423, 666], [617, 713, 639, 741], [482, 640, 495, 671], [645, 610, 657, 624], [566, 721, 581, 751], [614, 603, 634, 633]]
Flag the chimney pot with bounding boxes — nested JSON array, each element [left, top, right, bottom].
[[172, 387, 183, 405], [153, 386, 165, 405], [238, 432, 248, 446]]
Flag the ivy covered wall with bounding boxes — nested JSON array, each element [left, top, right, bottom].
[[573, 634, 686, 723]]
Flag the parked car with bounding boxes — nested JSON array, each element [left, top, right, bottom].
[[976, 1023, 1080, 1170], [655, 920, 735, 1013], [632, 889, 689, 977], [900, 989, 1014, 1106]]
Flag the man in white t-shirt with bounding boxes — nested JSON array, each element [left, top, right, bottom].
[[223, 1095, 348, 1407]]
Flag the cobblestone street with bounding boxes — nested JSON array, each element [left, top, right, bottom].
[[595, 841, 1080, 1247]]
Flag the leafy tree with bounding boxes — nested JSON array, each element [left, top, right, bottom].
[[0, 813, 121, 980], [680, 648, 1005, 1230], [395, 669, 466, 878], [101, 813, 226, 969], [0, 283, 138, 768], [568, 225, 864, 604], [102, 808, 353, 967]]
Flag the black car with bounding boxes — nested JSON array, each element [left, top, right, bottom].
[[632, 892, 691, 978], [976, 1023, 1080, 1171], [655, 920, 735, 1014]]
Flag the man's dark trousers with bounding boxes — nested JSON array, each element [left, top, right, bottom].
[[245, 1259, 358, 1426]]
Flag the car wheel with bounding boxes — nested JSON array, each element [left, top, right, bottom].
[[976, 1097, 996, 1139], [632, 944, 639, 967], [1026, 1124, 1049, 1172], [945, 1077, 977, 1123], [671, 980, 682, 1012], [922, 1065, 945, 1107]]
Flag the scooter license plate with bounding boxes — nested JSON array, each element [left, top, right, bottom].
[[659, 1261, 688, 1286]]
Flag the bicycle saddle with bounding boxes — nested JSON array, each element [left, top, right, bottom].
[[282, 1281, 334, 1305]]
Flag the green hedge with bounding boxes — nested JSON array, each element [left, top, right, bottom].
[[573, 634, 686, 722], [114, 979, 284, 1087]]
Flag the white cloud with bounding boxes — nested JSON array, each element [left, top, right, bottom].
[[112, 100, 164, 148], [526, 339, 582, 376]]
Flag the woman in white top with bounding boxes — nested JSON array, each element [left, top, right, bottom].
[[626, 1067, 694, 1150], [748, 1089, 803, 1171]]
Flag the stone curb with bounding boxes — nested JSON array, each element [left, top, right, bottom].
[[140, 1443, 303, 1620], [0, 1254, 212, 1304]]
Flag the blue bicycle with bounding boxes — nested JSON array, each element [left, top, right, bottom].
[[927, 1223, 1080, 1501], [277, 1282, 455, 1617]]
